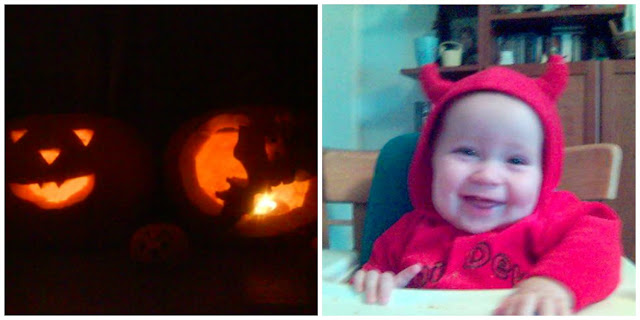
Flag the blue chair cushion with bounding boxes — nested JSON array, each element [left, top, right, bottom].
[[359, 133, 419, 266]]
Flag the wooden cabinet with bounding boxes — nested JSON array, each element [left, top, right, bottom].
[[601, 60, 635, 261], [508, 61, 598, 146], [506, 61, 635, 261], [559, 62, 598, 146]]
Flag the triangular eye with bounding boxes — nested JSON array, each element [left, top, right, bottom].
[[73, 129, 94, 146], [10, 129, 28, 143]]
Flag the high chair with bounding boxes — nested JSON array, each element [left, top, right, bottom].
[[322, 133, 635, 315]]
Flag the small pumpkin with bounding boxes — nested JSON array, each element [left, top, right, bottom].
[[130, 223, 189, 266], [5, 114, 154, 249], [165, 108, 316, 243]]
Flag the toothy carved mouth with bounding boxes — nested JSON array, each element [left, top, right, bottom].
[[9, 174, 96, 210]]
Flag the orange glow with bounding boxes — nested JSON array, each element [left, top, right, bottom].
[[39, 148, 61, 165], [10, 129, 28, 143], [236, 177, 316, 237], [269, 179, 310, 210], [73, 129, 94, 146], [182, 113, 312, 221], [194, 115, 249, 206], [251, 179, 310, 216], [253, 193, 277, 215], [9, 174, 95, 209]]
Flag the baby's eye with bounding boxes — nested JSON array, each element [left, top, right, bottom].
[[507, 157, 528, 165], [454, 147, 477, 157]]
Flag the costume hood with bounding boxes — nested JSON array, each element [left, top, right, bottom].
[[409, 55, 569, 215]]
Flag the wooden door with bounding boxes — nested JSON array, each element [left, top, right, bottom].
[[601, 60, 635, 261]]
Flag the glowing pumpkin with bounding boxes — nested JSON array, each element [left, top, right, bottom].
[[5, 114, 154, 249], [165, 109, 317, 242]]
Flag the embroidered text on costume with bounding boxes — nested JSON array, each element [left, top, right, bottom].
[[412, 261, 447, 287], [463, 241, 526, 285]]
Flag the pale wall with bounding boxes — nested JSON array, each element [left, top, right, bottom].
[[322, 5, 438, 249]]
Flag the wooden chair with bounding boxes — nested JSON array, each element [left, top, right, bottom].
[[322, 150, 379, 250], [323, 137, 623, 260]]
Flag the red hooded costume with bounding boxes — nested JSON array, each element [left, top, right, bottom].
[[362, 55, 622, 311]]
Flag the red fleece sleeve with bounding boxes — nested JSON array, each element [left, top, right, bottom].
[[526, 201, 622, 311], [361, 211, 419, 273]]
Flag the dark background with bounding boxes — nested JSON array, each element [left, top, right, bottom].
[[5, 5, 317, 315], [6, 4, 317, 172], [6, 5, 317, 129]]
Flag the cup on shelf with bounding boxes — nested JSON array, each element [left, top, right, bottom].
[[439, 41, 463, 67], [414, 35, 438, 66]]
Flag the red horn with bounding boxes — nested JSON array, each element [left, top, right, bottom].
[[536, 55, 569, 101], [419, 63, 453, 104]]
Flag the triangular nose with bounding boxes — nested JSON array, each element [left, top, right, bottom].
[[39, 148, 61, 165]]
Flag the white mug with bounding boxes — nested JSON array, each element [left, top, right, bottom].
[[439, 41, 463, 67]]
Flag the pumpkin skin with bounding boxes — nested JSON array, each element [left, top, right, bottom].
[[165, 108, 317, 243], [5, 114, 154, 250]]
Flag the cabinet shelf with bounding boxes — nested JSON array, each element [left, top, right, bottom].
[[490, 6, 624, 23], [401, 5, 630, 80], [401, 64, 481, 79], [490, 7, 625, 31]]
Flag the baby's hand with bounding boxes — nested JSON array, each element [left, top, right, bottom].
[[351, 263, 422, 305], [493, 276, 575, 315]]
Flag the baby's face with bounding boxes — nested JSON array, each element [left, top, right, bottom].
[[431, 92, 543, 234]]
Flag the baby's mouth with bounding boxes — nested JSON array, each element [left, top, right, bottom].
[[462, 195, 504, 209]]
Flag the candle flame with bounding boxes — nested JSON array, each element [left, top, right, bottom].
[[253, 193, 277, 215]]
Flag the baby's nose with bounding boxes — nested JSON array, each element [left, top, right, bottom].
[[469, 161, 503, 185]]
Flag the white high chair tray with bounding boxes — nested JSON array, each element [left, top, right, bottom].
[[322, 250, 636, 316]]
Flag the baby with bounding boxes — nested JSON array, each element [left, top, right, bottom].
[[352, 55, 622, 315]]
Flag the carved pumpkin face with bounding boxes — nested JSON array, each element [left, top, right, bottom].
[[8, 127, 96, 209], [177, 113, 251, 216], [5, 114, 154, 249], [165, 110, 317, 241]]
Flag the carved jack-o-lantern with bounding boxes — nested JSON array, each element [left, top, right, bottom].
[[8, 128, 96, 209], [5, 114, 154, 249], [165, 109, 317, 242]]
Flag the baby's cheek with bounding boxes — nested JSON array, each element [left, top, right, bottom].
[[432, 172, 457, 201], [510, 176, 542, 209], [435, 161, 466, 186]]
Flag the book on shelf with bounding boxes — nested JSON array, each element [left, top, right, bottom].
[[550, 25, 586, 62], [497, 25, 590, 65], [524, 33, 546, 64], [497, 33, 547, 64]]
